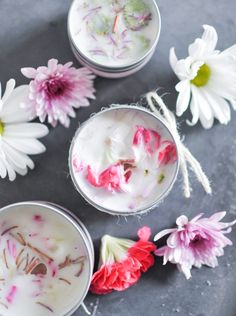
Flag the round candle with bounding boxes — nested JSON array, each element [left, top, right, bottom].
[[70, 107, 179, 215], [0, 202, 93, 316], [68, 0, 161, 77]]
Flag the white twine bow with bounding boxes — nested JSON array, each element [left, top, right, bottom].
[[146, 91, 212, 198]]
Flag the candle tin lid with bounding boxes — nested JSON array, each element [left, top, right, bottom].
[[0, 201, 94, 316], [69, 106, 179, 216], [67, 0, 161, 78]]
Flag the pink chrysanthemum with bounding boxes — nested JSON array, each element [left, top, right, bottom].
[[21, 59, 96, 127], [154, 212, 236, 279]]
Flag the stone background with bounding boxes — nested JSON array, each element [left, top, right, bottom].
[[0, 1, 236, 315]]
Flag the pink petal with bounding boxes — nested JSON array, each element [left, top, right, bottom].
[[21, 67, 37, 79], [209, 211, 226, 222], [137, 226, 151, 241], [176, 215, 188, 227], [153, 228, 177, 242]]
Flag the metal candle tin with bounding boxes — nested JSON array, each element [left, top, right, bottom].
[[69, 106, 179, 216], [0, 201, 94, 316], [67, 0, 161, 78]]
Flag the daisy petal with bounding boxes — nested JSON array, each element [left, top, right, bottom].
[[191, 86, 214, 129], [202, 89, 231, 125], [221, 44, 236, 56], [0, 156, 7, 178], [175, 80, 191, 116], [169, 47, 178, 72], [4, 137, 46, 155], [201, 24, 218, 55], [2, 79, 16, 103], [4, 123, 49, 139], [1, 85, 30, 123], [186, 86, 199, 126]]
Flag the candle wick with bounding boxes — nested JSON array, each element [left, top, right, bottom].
[[112, 14, 119, 33]]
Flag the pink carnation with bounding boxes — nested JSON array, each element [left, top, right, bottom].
[[154, 212, 236, 279], [21, 59, 96, 127], [90, 226, 156, 295]]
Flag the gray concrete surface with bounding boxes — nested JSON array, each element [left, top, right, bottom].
[[0, 1, 236, 315]]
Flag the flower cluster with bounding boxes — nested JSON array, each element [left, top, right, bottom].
[[154, 212, 236, 279], [90, 226, 156, 294]]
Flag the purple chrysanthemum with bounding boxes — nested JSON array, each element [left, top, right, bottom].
[[21, 59, 96, 127], [154, 212, 236, 279]]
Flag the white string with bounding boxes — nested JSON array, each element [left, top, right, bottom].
[[81, 302, 91, 315], [146, 91, 212, 198]]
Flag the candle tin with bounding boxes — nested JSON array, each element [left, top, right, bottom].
[[67, 0, 161, 78], [69, 106, 180, 216], [0, 201, 94, 316]]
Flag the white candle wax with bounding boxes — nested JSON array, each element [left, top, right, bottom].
[[0, 203, 92, 316], [68, 0, 160, 68], [70, 107, 179, 215]]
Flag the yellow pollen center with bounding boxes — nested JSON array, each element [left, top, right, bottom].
[[191, 64, 211, 87], [0, 121, 4, 135]]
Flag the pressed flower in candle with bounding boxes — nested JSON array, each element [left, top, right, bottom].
[[0, 203, 92, 316], [170, 24, 236, 128], [0, 79, 48, 181], [68, 0, 160, 78], [154, 212, 236, 279], [70, 107, 178, 215], [21, 59, 96, 127], [90, 226, 156, 295]]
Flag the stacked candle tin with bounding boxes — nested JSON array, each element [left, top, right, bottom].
[[67, 0, 161, 78]]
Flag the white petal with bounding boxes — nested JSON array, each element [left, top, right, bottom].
[[202, 89, 231, 125], [222, 44, 236, 56], [4, 137, 46, 155], [176, 215, 188, 226], [229, 99, 236, 110], [0, 156, 7, 178], [188, 38, 205, 59], [1, 85, 30, 123], [2, 141, 32, 169], [153, 228, 177, 242], [175, 80, 191, 116], [186, 86, 199, 126], [4, 123, 49, 138], [2, 79, 16, 103], [4, 159, 17, 181], [191, 85, 214, 129], [169, 47, 178, 71], [201, 24, 218, 54]]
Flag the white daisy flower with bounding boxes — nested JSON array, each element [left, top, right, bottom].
[[170, 24, 236, 128], [0, 79, 49, 181]]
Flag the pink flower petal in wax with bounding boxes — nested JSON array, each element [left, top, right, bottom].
[[158, 140, 177, 165], [133, 126, 161, 155], [6, 285, 17, 304]]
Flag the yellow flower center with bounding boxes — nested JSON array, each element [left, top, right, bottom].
[[191, 64, 211, 87], [0, 121, 4, 135]]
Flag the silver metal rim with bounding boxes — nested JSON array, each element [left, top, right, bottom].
[[67, 0, 161, 71], [69, 105, 180, 216], [0, 201, 94, 316]]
